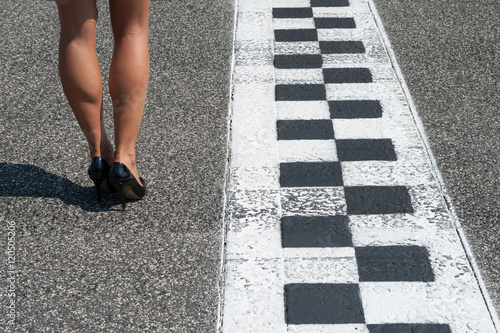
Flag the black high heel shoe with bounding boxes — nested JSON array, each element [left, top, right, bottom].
[[108, 162, 147, 210], [88, 157, 116, 202]]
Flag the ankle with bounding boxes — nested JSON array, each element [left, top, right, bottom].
[[89, 148, 113, 164], [88, 141, 112, 162], [100, 146, 115, 164], [114, 152, 137, 168]]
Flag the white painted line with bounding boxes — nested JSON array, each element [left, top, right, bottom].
[[281, 187, 347, 216], [360, 281, 494, 330], [276, 101, 331, 120], [313, 3, 371, 15], [288, 324, 369, 333], [274, 41, 321, 55], [284, 256, 359, 284], [341, 161, 435, 187], [223, 258, 286, 332], [284, 247, 355, 258], [272, 0, 310, 8], [237, 12, 273, 41], [279, 139, 337, 162], [275, 68, 324, 85], [216, 0, 240, 330], [273, 18, 316, 30]]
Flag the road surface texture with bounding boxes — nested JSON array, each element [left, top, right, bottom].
[[0, 0, 233, 331], [0, 0, 498, 331]]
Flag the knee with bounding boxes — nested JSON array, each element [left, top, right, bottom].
[[59, 19, 97, 47], [113, 27, 148, 44]]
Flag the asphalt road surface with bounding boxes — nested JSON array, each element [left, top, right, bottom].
[[0, 0, 498, 331], [0, 0, 233, 331]]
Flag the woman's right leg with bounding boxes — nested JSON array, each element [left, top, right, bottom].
[[57, 0, 114, 163], [108, 0, 151, 185]]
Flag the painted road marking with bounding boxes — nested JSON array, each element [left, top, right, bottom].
[[222, 0, 498, 331]]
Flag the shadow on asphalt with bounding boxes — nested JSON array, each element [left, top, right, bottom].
[[0, 163, 124, 212]]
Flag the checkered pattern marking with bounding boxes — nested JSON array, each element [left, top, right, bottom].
[[223, 0, 497, 331], [273, 4, 432, 324]]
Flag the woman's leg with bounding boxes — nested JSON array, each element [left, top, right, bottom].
[[109, 0, 150, 184], [56, 0, 114, 163]]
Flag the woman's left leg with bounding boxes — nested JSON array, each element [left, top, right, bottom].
[[108, 0, 150, 185], [56, 0, 114, 163]]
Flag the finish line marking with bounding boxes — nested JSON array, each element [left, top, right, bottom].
[[221, 0, 498, 331]]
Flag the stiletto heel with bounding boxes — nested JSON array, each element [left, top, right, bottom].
[[93, 177, 103, 202], [108, 162, 147, 211], [118, 183, 126, 210], [88, 157, 115, 202]]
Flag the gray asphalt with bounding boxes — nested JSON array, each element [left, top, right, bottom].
[[0, 0, 233, 331], [1, 0, 499, 331], [373, 0, 500, 313]]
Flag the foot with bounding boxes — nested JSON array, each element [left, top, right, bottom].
[[113, 153, 143, 186]]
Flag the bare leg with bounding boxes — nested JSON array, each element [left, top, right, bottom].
[[56, 0, 114, 164], [109, 0, 150, 185]]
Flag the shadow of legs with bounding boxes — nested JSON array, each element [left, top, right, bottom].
[[0, 163, 117, 212]]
